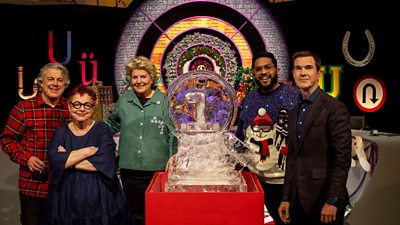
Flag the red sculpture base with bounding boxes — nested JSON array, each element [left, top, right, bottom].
[[146, 171, 264, 225]]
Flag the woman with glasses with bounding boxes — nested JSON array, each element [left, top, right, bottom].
[[41, 84, 134, 225]]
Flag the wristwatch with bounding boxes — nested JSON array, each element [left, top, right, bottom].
[[326, 196, 338, 206]]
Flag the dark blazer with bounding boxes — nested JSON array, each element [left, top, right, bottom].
[[282, 90, 352, 213]]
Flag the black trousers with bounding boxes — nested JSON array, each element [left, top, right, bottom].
[[120, 169, 157, 225], [290, 197, 345, 225], [260, 182, 285, 225], [19, 193, 46, 225]]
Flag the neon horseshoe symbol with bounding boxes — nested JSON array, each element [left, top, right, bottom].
[[342, 29, 375, 67]]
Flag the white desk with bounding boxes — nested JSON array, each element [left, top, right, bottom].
[[346, 130, 400, 225]]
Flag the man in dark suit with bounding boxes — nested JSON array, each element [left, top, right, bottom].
[[278, 50, 352, 225]]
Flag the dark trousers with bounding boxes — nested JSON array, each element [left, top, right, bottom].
[[260, 182, 285, 225], [19, 193, 46, 225], [290, 197, 345, 225], [120, 169, 156, 225]]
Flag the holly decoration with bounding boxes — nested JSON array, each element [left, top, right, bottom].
[[235, 66, 256, 105]]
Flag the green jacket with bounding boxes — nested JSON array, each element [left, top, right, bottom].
[[106, 88, 177, 171]]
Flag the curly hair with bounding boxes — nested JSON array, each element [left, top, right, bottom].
[[37, 63, 70, 90]]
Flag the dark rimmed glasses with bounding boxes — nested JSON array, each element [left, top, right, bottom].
[[70, 101, 94, 110], [253, 64, 276, 75]]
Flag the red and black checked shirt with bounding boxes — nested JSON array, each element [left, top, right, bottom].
[[0, 93, 70, 198]]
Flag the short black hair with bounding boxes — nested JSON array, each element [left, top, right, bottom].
[[252, 51, 278, 68], [291, 50, 321, 71]]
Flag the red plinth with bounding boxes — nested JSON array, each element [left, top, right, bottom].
[[146, 172, 264, 225]]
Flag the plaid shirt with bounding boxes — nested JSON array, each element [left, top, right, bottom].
[[0, 93, 70, 198]]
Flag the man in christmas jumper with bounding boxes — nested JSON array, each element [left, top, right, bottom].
[[235, 51, 299, 225]]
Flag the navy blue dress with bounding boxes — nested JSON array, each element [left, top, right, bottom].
[[42, 121, 133, 225]]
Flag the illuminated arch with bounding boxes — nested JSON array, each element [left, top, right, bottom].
[[114, 0, 288, 95], [151, 17, 252, 74]]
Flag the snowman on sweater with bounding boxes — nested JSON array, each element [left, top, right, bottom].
[[244, 108, 289, 184]]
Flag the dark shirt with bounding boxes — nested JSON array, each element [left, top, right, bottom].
[[295, 87, 321, 140], [138, 96, 150, 106]]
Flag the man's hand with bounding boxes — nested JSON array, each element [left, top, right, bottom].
[[27, 156, 45, 172], [278, 201, 291, 224], [321, 203, 337, 223]]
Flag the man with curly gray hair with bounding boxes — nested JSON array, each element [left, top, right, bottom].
[[0, 62, 71, 225]]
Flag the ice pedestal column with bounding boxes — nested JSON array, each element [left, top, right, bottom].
[[165, 132, 248, 192]]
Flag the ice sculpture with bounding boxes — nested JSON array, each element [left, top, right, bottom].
[[165, 70, 255, 192]]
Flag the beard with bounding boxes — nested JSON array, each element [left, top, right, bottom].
[[255, 74, 278, 92]]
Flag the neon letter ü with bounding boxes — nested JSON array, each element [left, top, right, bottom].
[[79, 52, 98, 85]]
